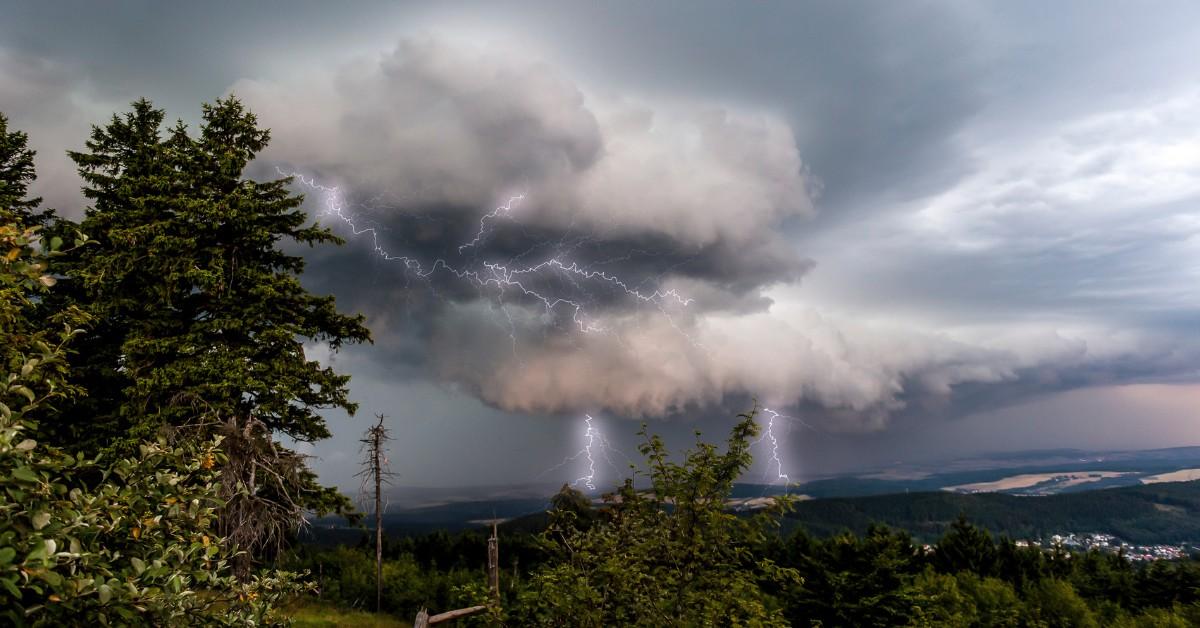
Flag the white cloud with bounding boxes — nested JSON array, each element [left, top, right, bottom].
[[234, 36, 814, 248]]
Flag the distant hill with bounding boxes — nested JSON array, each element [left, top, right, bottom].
[[306, 480, 1200, 548], [306, 445, 1200, 545], [783, 480, 1200, 544]]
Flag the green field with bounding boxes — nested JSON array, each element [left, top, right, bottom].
[[286, 600, 410, 628]]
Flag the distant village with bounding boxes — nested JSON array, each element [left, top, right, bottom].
[[1015, 533, 1192, 562]]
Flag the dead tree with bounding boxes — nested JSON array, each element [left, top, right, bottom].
[[356, 413, 395, 614], [215, 416, 309, 580]]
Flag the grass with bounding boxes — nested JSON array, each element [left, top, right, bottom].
[[286, 599, 410, 628]]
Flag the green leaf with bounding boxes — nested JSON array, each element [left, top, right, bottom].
[[98, 583, 112, 604], [11, 466, 37, 483], [0, 548, 15, 565], [49, 236, 62, 251], [37, 569, 61, 587], [12, 386, 34, 403], [31, 512, 51, 530], [130, 557, 145, 575], [14, 439, 35, 451], [24, 542, 47, 563], [0, 577, 19, 598]]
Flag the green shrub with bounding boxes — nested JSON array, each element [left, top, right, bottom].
[[513, 410, 799, 626]]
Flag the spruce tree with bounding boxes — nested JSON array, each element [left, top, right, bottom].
[[0, 112, 48, 224], [53, 97, 371, 564]]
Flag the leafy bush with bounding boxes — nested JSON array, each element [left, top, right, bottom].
[[513, 409, 799, 626]]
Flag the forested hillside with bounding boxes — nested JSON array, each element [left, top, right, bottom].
[[784, 481, 1200, 544]]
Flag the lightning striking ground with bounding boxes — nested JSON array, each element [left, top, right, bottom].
[[752, 407, 806, 493], [538, 414, 628, 492]]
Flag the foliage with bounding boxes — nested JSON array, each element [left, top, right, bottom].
[[285, 599, 409, 628], [37, 97, 372, 569], [291, 545, 479, 620], [775, 508, 1200, 626], [1, 211, 308, 625], [513, 408, 799, 626], [56, 96, 370, 451], [781, 526, 924, 626], [0, 429, 309, 625], [0, 222, 86, 420], [0, 113, 49, 225], [545, 483, 596, 535]]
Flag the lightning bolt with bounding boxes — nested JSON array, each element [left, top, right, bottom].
[[459, 193, 525, 253], [280, 169, 694, 335], [753, 407, 803, 493], [538, 414, 628, 492]]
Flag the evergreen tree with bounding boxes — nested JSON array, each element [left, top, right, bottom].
[[0, 113, 47, 225], [934, 515, 999, 577], [51, 97, 371, 565]]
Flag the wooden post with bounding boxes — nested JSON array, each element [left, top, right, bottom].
[[487, 521, 499, 606], [414, 522, 497, 625]]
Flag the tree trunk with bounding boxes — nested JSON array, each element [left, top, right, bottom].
[[374, 445, 382, 613]]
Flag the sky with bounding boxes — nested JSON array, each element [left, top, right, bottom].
[[3, 1, 1200, 491]]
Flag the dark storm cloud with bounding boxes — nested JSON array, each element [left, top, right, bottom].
[[5, 1, 1200, 486]]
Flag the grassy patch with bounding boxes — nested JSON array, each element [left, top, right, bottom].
[[286, 599, 410, 628]]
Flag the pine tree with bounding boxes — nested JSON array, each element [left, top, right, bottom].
[[0, 112, 48, 225], [50, 97, 372, 565]]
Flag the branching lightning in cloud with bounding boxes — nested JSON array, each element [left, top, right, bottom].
[[281, 169, 693, 335], [459, 193, 525, 253]]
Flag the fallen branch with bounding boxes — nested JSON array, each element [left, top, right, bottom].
[[414, 605, 487, 627]]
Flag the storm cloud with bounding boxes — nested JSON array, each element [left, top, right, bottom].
[[225, 35, 1200, 427], [5, 1, 1200, 486]]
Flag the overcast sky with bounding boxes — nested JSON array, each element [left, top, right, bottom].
[[4, 1, 1200, 491]]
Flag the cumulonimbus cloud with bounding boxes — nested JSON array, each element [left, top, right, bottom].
[[232, 36, 1200, 429]]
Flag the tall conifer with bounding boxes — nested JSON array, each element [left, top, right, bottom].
[[54, 97, 371, 563]]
